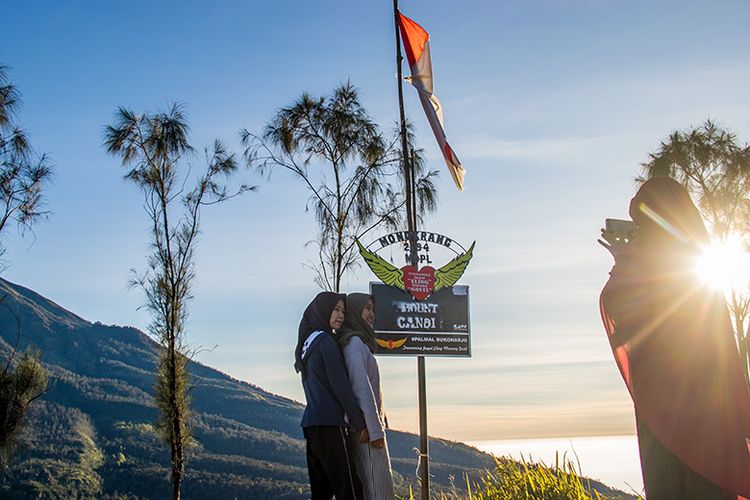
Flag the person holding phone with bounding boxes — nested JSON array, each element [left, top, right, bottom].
[[599, 177, 750, 499], [295, 292, 368, 500], [337, 293, 395, 500]]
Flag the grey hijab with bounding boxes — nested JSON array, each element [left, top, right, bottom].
[[337, 293, 377, 352]]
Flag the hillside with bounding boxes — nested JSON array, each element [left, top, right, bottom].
[[0, 278, 501, 498], [0, 278, 632, 498]]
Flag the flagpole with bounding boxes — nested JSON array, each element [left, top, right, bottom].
[[394, 0, 416, 243], [394, 1, 430, 499]]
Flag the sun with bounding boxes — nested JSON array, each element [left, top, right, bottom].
[[696, 235, 750, 293]]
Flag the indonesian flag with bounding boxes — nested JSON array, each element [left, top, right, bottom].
[[398, 12, 465, 191]]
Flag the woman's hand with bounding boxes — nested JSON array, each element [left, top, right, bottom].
[[599, 229, 631, 263], [359, 428, 370, 443], [370, 438, 385, 449]]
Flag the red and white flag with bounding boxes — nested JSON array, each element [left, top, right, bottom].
[[398, 12, 465, 191]]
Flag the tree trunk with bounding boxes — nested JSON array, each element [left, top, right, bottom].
[[169, 341, 184, 500], [335, 223, 343, 293], [171, 438, 183, 500]]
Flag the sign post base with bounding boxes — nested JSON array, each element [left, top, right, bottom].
[[418, 355, 429, 499]]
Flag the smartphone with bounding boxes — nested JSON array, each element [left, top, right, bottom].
[[604, 218, 638, 242]]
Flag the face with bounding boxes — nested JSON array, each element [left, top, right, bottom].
[[361, 299, 375, 327], [329, 300, 345, 330]]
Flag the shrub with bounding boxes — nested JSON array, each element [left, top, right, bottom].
[[405, 453, 626, 500], [468, 454, 606, 500]]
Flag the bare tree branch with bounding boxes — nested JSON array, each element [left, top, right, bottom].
[[242, 83, 439, 291]]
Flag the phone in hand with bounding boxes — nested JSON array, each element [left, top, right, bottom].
[[603, 218, 638, 244]]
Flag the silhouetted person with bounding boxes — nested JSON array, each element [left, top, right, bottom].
[[600, 177, 750, 499]]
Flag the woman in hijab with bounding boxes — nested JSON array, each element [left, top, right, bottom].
[[337, 293, 395, 500], [295, 292, 368, 500], [600, 177, 750, 499]]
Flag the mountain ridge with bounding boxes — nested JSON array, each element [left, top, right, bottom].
[[0, 277, 506, 498]]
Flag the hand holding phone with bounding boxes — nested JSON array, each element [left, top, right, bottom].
[[603, 218, 638, 244], [599, 218, 637, 260]]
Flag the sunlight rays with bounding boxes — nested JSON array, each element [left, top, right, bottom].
[[696, 235, 750, 294]]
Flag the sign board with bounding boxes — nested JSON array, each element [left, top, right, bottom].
[[358, 234, 475, 302], [370, 282, 471, 357]]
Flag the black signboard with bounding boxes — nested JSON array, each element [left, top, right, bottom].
[[369, 282, 471, 357]]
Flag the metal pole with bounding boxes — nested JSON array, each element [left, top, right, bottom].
[[417, 355, 429, 499], [412, 147, 427, 499], [393, 0, 416, 247], [394, 2, 429, 498], [411, 147, 419, 233]]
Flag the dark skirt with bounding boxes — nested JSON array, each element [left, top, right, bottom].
[[304, 425, 364, 500], [636, 414, 735, 500]]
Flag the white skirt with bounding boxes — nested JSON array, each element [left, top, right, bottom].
[[349, 432, 395, 500]]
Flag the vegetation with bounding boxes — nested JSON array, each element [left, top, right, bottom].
[[469, 456, 611, 500], [241, 81, 438, 292], [104, 104, 252, 499], [0, 65, 53, 267], [2, 403, 104, 498], [0, 343, 47, 466], [638, 119, 750, 385], [405, 455, 636, 500], [0, 64, 50, 466]]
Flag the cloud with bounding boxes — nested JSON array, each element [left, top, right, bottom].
[[387, 399, 635, 441], [457, 133, 648, 165]]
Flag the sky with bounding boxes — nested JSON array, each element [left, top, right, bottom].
[[2, 0, 750, 443]]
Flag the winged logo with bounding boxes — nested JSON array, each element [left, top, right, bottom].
[[357, 239, 475, 300], [433, 241, 475, 292], [357, 239, 405, 288], [375, 337, 408, 350]]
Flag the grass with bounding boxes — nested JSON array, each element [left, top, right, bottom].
[[404, 453, 639, 500]]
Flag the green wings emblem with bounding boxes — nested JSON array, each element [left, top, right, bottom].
[[356, 239, 405, 289], [357, 239, 475, 294], [434, 241, 475, 291]]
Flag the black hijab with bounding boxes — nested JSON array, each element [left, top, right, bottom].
[[629, 176, 709, 249], [337, 293, 378, 352], [294, 291, 345, 373]]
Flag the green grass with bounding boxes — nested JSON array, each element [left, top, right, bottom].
[[405, 453, 640, 500]]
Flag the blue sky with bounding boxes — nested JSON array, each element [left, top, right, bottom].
[[3, 0, 750, 441]]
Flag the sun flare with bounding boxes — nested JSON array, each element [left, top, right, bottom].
[[696, 236, 750, 293]]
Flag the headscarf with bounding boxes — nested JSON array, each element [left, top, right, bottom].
[[629, 176, 709, 248], [600, 177, 750, 496], [337, 293, 377, 352], [294, 291, 345, 374]]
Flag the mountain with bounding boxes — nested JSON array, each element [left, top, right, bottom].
[[0, 278, 499, 498], [0, 278, 633, 499]]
